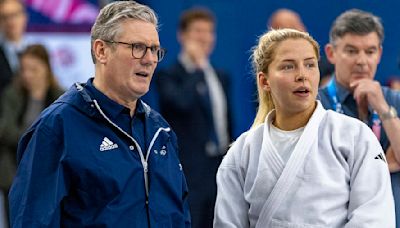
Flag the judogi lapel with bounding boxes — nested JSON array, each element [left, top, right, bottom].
[[255, 103, 326, 227]]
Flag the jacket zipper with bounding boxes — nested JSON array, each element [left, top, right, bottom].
[[93, 100, 170, 227]]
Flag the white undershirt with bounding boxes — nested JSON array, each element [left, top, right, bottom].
[[269, 122, 304, 164]]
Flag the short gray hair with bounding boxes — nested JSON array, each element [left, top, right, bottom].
[[329, 9, 384, 46], [90, 1, 159, 63]]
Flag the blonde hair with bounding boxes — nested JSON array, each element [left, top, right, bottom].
[[250, 28, 320, 128]]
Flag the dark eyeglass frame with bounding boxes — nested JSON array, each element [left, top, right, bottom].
[[103, 40, 166, 62]]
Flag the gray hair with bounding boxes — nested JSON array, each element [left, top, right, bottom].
[[329, 9, 384, 46], [90, 1, 159, 63]]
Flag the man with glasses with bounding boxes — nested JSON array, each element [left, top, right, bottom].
[[155, 7, 232, 228], [8, 1, 191, 227]]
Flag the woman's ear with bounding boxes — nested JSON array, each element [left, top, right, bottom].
[[258, 72, 270, 91]]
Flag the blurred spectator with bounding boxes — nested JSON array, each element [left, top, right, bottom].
[[319, 9, 400, 225], [0, 0, 28, 94], [0, 44, 63, 225], [155, 7, 232, 228], [268, 8, 306, 31], [268, 8, 334, 87]]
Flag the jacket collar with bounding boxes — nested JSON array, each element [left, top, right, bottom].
[[56, 78, 150, 119], [56, 78, 169, 137]]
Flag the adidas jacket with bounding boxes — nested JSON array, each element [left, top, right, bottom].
[[9, 81, 191, 227]]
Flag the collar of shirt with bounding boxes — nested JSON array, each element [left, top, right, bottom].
[[3, 38, 26, 51], [2, 38, 28, 73], [333, 77, 352, 105], [334, 76, 376, 115], [84, 78, 146, 120]]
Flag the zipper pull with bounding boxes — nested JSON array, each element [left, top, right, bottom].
[[143, 162, 148, 173]]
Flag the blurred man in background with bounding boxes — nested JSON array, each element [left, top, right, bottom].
[[156, 7, 232, 228], [268, 8, 306, 32], [319, 9, 400, 225], [0, 0, 28, 94], [0, 1, 27, 226]]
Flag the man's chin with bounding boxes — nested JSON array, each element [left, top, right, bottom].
[[137, 88, 150, 98], [351, 73, 371, 81]]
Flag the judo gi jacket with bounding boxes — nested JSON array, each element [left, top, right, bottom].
[[214, 102, 395, 228]]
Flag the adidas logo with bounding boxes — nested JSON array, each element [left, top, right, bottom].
[[374, 153, 386, 163], [100, 137, 119, 151]]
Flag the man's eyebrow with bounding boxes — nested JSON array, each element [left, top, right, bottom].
[[343, 44, 357, 49], [343, 44, 378, 50]]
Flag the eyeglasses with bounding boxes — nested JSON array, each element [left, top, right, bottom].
[[104, 40, 166, 62]]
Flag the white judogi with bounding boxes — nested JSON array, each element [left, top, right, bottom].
[[214, 101, 395, 228]]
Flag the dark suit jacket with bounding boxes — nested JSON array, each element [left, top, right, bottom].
[[0, 45, 14, 95], [155, 61, 232, 191]]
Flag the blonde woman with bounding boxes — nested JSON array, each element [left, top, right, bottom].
[[213, 29, 395, 227]]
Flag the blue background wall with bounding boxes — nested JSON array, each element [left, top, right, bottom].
[[142, 0, 400, 138]]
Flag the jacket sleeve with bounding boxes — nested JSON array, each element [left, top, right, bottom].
[[213, 139, 250, 228], [9, 121, 69, 227], [345, 124, 395, 227]]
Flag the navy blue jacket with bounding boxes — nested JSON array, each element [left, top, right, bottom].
[[9, 81, 191, 227]]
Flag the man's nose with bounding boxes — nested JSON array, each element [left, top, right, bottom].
[[356, 52, 368, 65]]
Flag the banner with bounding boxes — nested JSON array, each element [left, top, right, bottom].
[[24, 0, 99, 88]]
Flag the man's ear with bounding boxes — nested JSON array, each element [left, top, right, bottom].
[[377, 45, 383, 64], [258, 72, 270, 91], [325, 43, 336, 64], [93, 39, 108, 64]]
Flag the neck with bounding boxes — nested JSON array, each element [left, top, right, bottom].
[[93, 77, 137, 117], [334, 74, 352, 91], [273, 103, 316, 131]]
